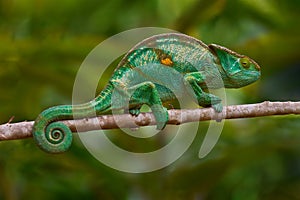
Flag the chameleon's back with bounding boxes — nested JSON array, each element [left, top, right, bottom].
[[108, 33, 224, 103], [114, 33, 218, 78]]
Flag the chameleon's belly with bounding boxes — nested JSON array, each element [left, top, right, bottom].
[[122, 63, 187, 101]]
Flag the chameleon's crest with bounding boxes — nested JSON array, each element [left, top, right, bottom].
[[209, 44, 260, 71], [208, 44, 261, 88]]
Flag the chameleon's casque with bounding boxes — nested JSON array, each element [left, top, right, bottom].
[[33, 33, 261, 153]]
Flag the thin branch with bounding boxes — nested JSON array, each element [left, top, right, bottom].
[[1, 101, 300, 141]]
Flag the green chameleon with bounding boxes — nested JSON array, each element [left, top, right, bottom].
[[33, 33, 261, 153]]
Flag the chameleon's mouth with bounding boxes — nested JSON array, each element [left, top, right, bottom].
[[224, 70, 260, 88], [240, 71, 261, 85]]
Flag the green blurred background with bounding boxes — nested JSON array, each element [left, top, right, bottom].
[[1, 0, 300, 199]]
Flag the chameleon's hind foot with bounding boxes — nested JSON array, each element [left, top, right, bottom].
[[151, 105, 169, 130], [129, 108, 141, 131], [129, 108, 141, 116]]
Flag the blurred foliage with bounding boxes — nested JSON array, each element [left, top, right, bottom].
[[0, 0, 300, 199]]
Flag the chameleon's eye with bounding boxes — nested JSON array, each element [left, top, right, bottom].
[[240, 57, 250, 69]]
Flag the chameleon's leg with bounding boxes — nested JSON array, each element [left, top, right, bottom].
[[184, 72, 223, 112], [127, 81, 169, 130]]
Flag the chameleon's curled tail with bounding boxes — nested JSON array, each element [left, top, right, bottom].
[[32, 105, 74, 153], [33, 84, 113, 153]]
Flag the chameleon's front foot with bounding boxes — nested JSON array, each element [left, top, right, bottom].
[[211, 102, 224, 122], [212, 102, 223, 113], [198, 93, 223, 112]]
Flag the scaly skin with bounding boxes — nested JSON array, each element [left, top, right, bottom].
[[33, 33, 261, 153]]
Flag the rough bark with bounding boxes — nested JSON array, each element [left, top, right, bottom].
[[1, 101, 299, 141]]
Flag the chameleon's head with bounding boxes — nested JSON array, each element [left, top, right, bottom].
[[209, 44, 261, 88]]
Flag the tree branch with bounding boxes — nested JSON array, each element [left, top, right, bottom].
[[1, 101, 300, 141]]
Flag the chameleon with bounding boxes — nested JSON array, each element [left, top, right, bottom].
[[32, 33, 261, 153]]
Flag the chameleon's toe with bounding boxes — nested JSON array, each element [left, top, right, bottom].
[[156, 117, 168, 130], [212, 103, 223, 113], [129, 108, 141, 116], [212, 103, 223, 122], [153, 106, 169, 130]]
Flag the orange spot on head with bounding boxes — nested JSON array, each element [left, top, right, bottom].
[[161, 57, 173, 66]]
